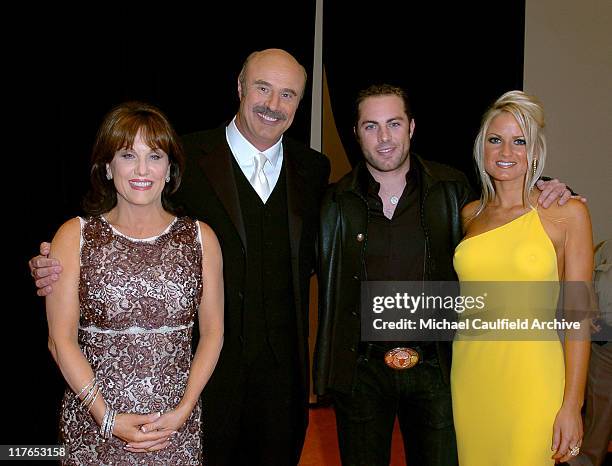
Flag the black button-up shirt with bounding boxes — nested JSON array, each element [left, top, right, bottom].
[[365, 165, 426, 350], [365, 166, 425, 282]]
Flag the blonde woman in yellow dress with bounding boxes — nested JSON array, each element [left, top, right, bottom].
[[451, 91, 592, 465]]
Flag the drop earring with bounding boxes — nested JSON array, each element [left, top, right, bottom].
[[106, 165, 113, 180], [532, 159, 537, 178]]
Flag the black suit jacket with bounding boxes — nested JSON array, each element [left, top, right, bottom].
[[174, 126, 330, 428]]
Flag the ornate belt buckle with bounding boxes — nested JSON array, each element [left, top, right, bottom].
[[384, 347, 419, 370]]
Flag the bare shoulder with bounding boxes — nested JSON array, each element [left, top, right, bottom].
[[50, 217, 81, 252], [541, 198, 591, 226], [460, 200, 481, 228], [48, 217, 82, 273], [461, 200, 480, 218], [197, 221, 222, 263], [196, 221, 219, 244]]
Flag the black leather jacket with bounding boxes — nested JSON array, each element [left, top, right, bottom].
[[314, 154, 475, 395]]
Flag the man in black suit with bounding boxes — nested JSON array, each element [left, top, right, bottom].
[[30, 49, 330, 465], [174, 48, 329, 465]]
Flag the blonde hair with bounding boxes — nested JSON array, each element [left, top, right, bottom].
[[473, 90, 546, 217]]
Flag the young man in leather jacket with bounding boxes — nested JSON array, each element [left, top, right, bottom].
[[314, 84, 573, 466]]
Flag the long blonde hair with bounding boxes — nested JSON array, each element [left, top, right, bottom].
[[472, 90, 546, 217]]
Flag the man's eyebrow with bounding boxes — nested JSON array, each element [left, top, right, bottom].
[[385, 116, 405, 123], [360, 116, 405, 125], [280, 88, 298, 96], [253, 79, 297, 97], [253, 79, 272, 87]]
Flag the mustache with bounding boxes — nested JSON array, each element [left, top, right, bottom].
[[253, 105, 287, 121]]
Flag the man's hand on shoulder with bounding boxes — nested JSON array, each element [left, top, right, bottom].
[[29, 242, 63, 297], [536, 179, 587, 208]]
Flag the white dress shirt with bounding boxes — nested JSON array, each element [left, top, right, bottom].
[[225, 117, 283, 203]]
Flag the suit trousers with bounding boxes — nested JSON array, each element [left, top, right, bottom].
[[331, 353, 457, 466], [203, 343, 304, 466]]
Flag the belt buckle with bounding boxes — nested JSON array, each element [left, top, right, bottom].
[[384, 347, 419, 370]]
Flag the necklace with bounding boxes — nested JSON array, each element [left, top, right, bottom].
[[379, 190, 401, 205], [378, 181, 405, 219], [379, 182, 405, 208]]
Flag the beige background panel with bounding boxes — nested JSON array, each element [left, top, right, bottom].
[[524, 0, 612, 243]]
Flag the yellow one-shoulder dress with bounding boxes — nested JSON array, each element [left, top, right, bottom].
[[451, 209, 565, 466]]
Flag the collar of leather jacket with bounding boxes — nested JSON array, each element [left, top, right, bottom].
[[335, 152, 469, 199]]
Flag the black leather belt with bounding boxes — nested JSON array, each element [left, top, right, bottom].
[[359, 342, 438, 370]]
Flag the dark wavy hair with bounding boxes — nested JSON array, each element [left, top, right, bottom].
[[353, 84, 413, 128], [82, 101, 185, 215]]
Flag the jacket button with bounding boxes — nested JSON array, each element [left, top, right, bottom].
[[349, 346, 356, 352], [356, 233, 365, 242], [351, 310, 358, 316], [353, 274, 359, 281]]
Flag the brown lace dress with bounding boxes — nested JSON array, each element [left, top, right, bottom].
[[59, 216, 203, 465]]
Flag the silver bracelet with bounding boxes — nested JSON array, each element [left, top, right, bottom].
[[106, 409, 117, 439], [76, 377, 96, 398], [109, 409, 117, 438], [101, 408, 116, 440], [80, 380, 98, 408], [100, 405, 110, 438], [85, 385, 100, 411]]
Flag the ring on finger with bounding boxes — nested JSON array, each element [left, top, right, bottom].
[[570, 445, 580, 456]]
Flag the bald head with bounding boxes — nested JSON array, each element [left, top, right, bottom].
[[238, 49, 307, 100]]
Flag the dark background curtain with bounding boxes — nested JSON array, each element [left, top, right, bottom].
[[324, 1, 525, 188]]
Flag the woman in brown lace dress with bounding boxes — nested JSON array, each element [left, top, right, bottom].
[[45, 102, 224, 465]]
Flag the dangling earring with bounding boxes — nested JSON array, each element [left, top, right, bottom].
[[165, 172, 171, 183], [532, 159, 537, 178], [106, 165, 113, 180]]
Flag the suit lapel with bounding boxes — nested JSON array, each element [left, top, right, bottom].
[[284, 144, 304, 266], [197, 131, 247, 250], [284, 143, 307, 377]]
